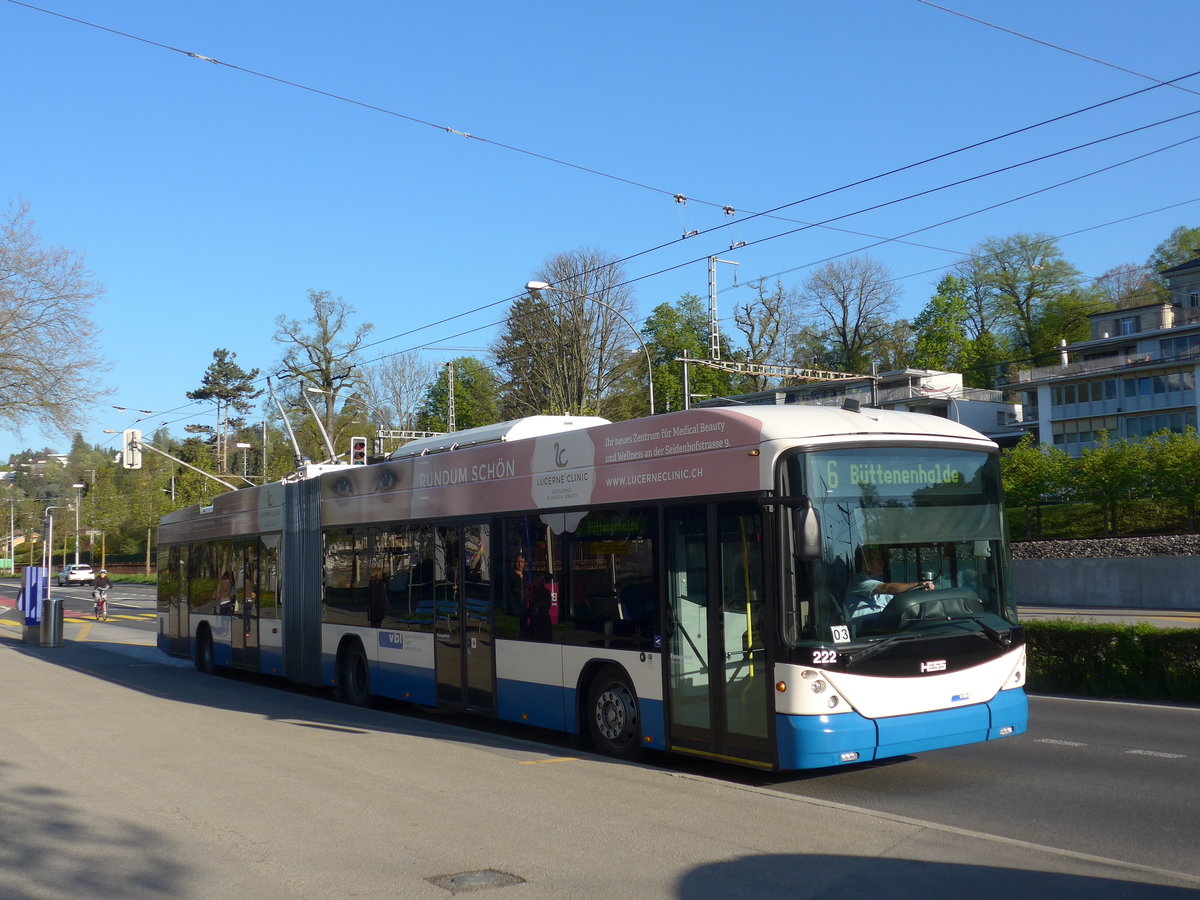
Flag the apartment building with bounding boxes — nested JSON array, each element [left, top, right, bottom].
[[1012, 253, 1200, 453]]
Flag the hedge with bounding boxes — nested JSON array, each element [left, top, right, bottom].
[[1024, 620, 1200, 703]]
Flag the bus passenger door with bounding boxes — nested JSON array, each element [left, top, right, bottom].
[[230, 538, 259, 669], [435, 524, 495, 711], [665, 503, 773, 767], [165, 545, 189, 657]]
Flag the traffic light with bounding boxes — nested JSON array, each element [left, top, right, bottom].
[[350, 436, 368, 466], [122, 429, 143, 469]]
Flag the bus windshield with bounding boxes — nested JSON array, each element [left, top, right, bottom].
[[783, 446, 1015, 647]]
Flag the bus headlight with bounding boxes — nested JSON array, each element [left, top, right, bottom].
[[810, 679, 827, 694]]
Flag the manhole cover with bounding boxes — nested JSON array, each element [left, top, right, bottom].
[[427, 869, 526, 894]]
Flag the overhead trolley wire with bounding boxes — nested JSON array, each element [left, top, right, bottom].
[[912, 0, 1200, 98], [7, 0, 1200, 256]]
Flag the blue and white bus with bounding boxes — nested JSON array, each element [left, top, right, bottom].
[[157, 405, 1027, 770]]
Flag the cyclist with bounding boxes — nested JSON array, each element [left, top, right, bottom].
[[93, 569, 112, 621]]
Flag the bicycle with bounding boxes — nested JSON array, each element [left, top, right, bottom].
[[93, 586, 109, 622]]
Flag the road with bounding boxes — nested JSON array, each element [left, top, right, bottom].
[[2, 580, 1200, 897], [744, 696, 1200, 877], [2, 630, 1198, 897]]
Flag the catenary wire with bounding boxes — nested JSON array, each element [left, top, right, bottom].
[[6, 0, 1199, 260]]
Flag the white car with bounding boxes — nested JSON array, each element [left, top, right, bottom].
[[57, 564, 95, 586]]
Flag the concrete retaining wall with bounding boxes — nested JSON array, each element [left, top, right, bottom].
[[1011, 556, 1200, 609]]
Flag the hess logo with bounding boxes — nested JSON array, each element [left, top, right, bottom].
[[920, 659, 948, 673]]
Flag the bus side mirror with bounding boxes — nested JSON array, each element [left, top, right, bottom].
[[794, 500, 821, 562]]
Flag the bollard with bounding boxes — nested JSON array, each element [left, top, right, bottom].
[[39, 596, 64, 648]]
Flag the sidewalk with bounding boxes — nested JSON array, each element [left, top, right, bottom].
[[3, 606, 1200, 896]]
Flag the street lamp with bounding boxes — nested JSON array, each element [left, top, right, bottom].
[[42, 504, 68, 573], [524, 281, 655, 416], [235, 442, 252, 479], [72, 483, 84, 564]]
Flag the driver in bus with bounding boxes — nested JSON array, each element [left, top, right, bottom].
[[846, 546, 934, 619]]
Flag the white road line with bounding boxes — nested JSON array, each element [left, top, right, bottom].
[[1034, 738, 1088, 747], [1125, 749, 1187, 759]]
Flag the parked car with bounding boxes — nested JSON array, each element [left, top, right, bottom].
[[57, 564, 95, 586]]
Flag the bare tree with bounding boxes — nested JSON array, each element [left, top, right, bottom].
[[1096, 262, 1157, 309], [495, 248, 642, 418], [360, 350, 437, 431], [273, 290, 372, 458], [0, 200, 109, 437], [733, 278, 802, 389], [799, 256, 901, 373]]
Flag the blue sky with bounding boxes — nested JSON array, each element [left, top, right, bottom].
[[4, 0, 1197, 460]]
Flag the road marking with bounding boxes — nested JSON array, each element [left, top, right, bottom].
[[518, 756, 578, 766], [1126, 749, 1187, 759], [1033, 738, 1088, 747]]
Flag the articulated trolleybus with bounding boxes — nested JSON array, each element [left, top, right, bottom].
[[158, 405, 1027, 770]]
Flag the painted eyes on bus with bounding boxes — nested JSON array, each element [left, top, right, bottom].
[[330, 468, 400, 497]]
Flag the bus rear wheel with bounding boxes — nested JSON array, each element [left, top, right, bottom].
[[336, 642, 370, 706], [586, 666, 642, 760]]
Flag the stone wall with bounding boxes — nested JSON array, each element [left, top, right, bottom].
[[1010, 535, 1200, 610]]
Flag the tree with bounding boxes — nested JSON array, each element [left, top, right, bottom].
[[641, 293, 750, 412], [1000, 434, 1071, 539], [912, 275, 972, 372], [732, 279, 801, 389], [1146, 225, 1200, 301], [1143, 428, 1200, 532], [415, 357, 501, 432], [798, 256, 901, 373], [494, 249, 642, 418], [1070, 432, 1147, 536], [274, 290, 372, 460], [1096, 262, 1157, 309], [0, 200, 110, 438], [958, 233, 1087, 366], [186, 349, 261, 474], [360, 350, 437, 432]]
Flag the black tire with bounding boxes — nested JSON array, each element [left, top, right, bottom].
[[195, 628, 215, 674], [585, 666, 642, 760], [336, 642, 370, 706]]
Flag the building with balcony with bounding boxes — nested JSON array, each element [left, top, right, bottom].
[[1011, 253, 1200, 453]]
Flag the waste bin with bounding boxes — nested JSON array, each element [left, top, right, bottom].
[[39, 596, 63, 648]]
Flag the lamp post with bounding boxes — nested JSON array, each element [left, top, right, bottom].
[[72, 483, 84, 564], [42, 505, 68, 573], [524, 281, 655, 416], [3, 493, 14, 575], [235, 442, 252, 479]]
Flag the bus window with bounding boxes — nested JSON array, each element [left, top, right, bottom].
[[563, 508, 656, 651], [323, 528, 368, 627]]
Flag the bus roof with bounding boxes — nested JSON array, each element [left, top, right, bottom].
[[389, 415, 611, 460]]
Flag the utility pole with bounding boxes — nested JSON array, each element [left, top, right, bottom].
[[708, 256, 740, 361], [446, 362, 456, 432]]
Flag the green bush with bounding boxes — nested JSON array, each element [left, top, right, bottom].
[[1025, 620, 1200, 702]]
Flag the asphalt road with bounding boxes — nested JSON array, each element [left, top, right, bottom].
[[2, 630, 1198, 898], [737, 696, 1200, 878], [3, 581, 1198, 887]]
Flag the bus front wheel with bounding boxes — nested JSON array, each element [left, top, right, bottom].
[[586, 666, 642, 760], [195, 628, 215, 675], [336, 642, 370, 706]]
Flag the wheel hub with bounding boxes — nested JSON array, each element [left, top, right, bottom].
[[596, 687, 634, 740]]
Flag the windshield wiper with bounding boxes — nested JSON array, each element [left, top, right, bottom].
[[948, 616, 1012, 648], [842, 633, 928, 669]]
